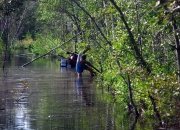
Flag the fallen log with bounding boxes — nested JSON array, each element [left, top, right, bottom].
[[22, 31, 84, 67]]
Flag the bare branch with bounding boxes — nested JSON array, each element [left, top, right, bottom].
[[172, 6, 180, 13]]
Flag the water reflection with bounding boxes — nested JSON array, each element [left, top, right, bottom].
[[14, 103, 30, 129], [3, 79, 33, 130], [76, 78, 94, 107], [0, 53, 144, 130]]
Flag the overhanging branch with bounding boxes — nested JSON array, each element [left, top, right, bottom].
[[22, 31, 84, 67]]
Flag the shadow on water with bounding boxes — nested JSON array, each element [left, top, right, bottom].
[[0, 52, 158, 130]]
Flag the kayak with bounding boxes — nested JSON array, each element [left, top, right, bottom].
[[60, 58, 73, 68]]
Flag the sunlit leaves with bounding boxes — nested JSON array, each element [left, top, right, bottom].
[[37, 0, 58, 21], [33, 0, 180, 123], [1, 0, 178, 124]]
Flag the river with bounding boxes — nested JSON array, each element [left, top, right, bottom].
[[0, 53, 155, 130]]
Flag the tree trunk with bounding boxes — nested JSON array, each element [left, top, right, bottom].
[[3, 1, 10, 70], [148, 92, 162, 126], [127, 75, 139, 117], [72, 0, 112, 46], [172, 16, 180, 88], [109, 0, 151, 74]]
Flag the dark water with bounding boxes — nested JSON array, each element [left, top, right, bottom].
[[0, 54, 154, 130]]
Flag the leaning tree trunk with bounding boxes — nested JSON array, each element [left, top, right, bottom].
[[109, 0, 151, 74], [22, 31, 84, 67], [72, 0, 112, 47]]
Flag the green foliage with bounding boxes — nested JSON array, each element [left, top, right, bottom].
[[1, 0, 180, 127], [0, 38, 4, 52], [0, 0, 26, 16], [90, 0, 180, 125], [31, 34, 62, 55], [0, 38, 4, 64]]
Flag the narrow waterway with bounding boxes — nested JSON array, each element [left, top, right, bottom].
[[0, 53, 154, 130]]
